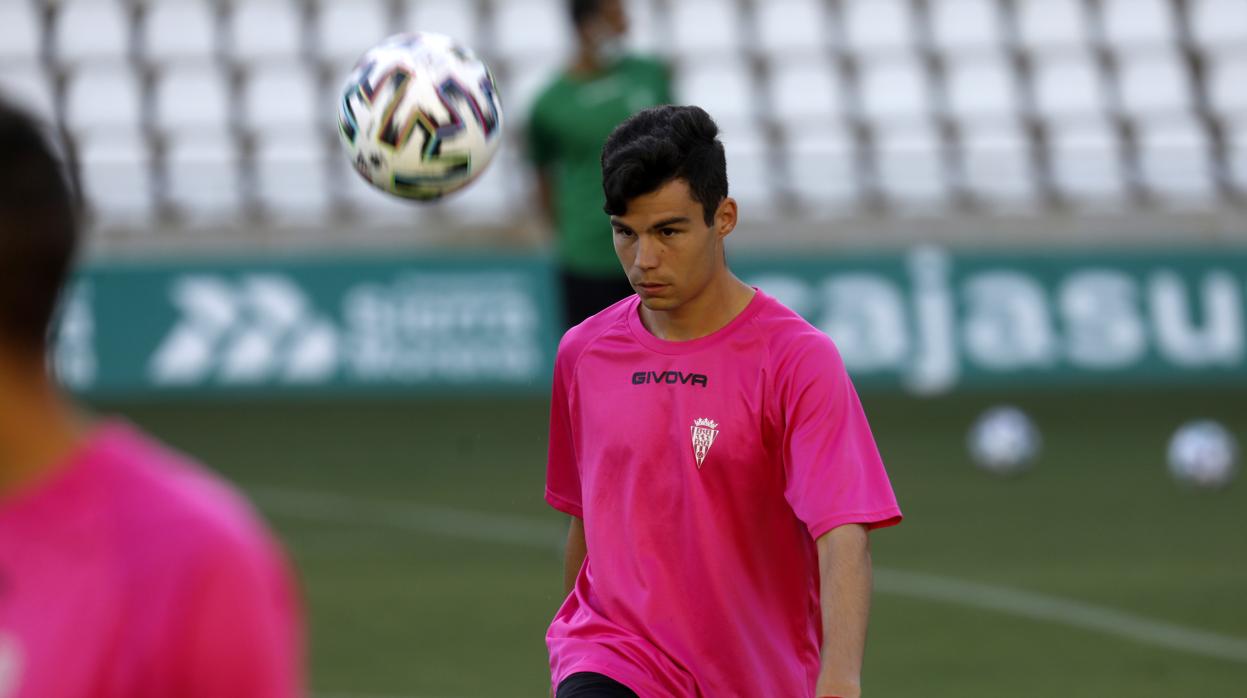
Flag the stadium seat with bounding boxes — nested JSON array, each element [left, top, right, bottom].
[[1208, 52, 1247, 118], [873, 125, 950, 211], [152, 64, 232, 136], [0, 64, 57, 121], [1014, 0, 1089, 53], [1031, 52, 1106, 120], [64, 65, 144, 135], [669, 0, 743, 59], [1047, 119, 1127, 204], [242, 64, 319, 134], [929, 0, 1005, 56], [858, 56, 933, 124], [1101, 0, 1176, 50], [498, 55, 563, 123], [492, 0, 572, 61], [1116, 50, 1191, 118], [766, 57, 844, 126], [959, 122, 1039, 208], [403, 0, 479, 49], [1190, 0, 1247, 48], [757, 0, 828, 56], [1136, 117, 1215, 204], [1228, 119, 1247, 194], [254, 131, 333, 222], [143, 0, 217, 64], [53, 0, 132, 65], [0, 2, 41, 61], [229, 0, 303, 62], [314, 0, 389, 66], [676, 59, 756, 127], [623, 0, 659, 53], [164, 133, 243, 220], [78, 132, 155, 224], [841, 0, 915, 56], [782, 127, 858, 213], [945, 54, 1019, 122], [720, 128, 776, 215]]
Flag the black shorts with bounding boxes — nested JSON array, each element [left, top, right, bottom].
[[556, 672, 638, 698], [559, 269, 635, 330]]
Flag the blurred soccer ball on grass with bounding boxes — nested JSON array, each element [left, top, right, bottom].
[[967, 406, 1041, 476], [1167, 420, 1238, 490], [338, 32, 504, 201]]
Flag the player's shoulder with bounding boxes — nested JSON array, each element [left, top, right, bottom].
[[619, 53, 669, 77], [555, 295, 635, 367], [89, 421, 280, 561], [750, 290, 846, 372], [528, 71, 573, 120]]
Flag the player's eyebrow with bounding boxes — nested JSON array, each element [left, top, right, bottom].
[[647, 216, 690, 230], [609, 218, 633, 232]]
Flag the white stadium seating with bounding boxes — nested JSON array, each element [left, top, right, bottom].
[[143, 0, 217, 63], [669, 0, 743, 60], [491, 0, 572, 62], [54, 0, 132, 64], [1208, 52, 1247, 118], [315, 0, 389, 66], [1190, 0, 1247, 48], [1136, 117, 1216, 204], [1015, 0, 1089, 53], [945, 54, 1020, 122], [858, 56, 933, 124], [930, 0, 1005, 56], [1116, 50, 1192, 118], [254, 131, 333, 223], [783, 127, 858, 212], [164, 133, 243, 221], [757, 0, 828, 57], [403, 0, 479, 50], [959, 122, 1039, 208], [64, 65, 143, 135], [1101, 0, 1176, 50], [766, 57, 845, 126], [842, 0, 915, 57], [874, 124, 949, 211], [1048, 119, 1128, 205], [1031, 52, 1107, 121], [229, 0, 303, 62], [79, 132, 155, 223], [0, 65, 57, 121], [676, 59, 757, 127], [0, 2, 41, 61], [242, 64, 319, 134], [153, 64, 232, 136]]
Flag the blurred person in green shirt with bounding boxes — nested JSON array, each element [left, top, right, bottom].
[[526, 0, 673, 329]]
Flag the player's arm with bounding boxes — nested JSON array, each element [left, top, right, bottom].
[[563, 515, 586, 595], [814, 523, 872, 698]]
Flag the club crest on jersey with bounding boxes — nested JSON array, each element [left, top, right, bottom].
[[690, 418, 719, 469]]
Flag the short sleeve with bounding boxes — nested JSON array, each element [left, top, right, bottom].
[[545, 341, 583, 518], [781, 334, 902, 540], [169, 533, 304, 698]]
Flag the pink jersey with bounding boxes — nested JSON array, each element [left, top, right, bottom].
[[0, 421, 302, 698], [545, 290, 901, 697]]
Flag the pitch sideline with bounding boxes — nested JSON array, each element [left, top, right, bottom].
[[251, 486, 1247, 667]]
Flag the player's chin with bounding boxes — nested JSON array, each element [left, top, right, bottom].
[[638, 295, 680, 311]]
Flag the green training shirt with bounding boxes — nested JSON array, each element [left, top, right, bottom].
[[526, 55, 673, 277]]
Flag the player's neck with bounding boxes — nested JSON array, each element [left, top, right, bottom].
[[0, 355, 88, 497], [640, 273, 755, 342]]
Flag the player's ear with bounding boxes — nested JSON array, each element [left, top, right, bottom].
[[714, 196, 738, 240]]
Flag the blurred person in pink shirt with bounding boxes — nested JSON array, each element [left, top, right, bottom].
[[545, 106, 902, 698], [0, 99, 303, 697]]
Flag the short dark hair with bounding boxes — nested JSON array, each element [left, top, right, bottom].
[[0, 98, 80, 355], [569, 0, 605, 29], [601, 105, 728, 225]]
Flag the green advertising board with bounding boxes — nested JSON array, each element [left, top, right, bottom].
[[58, 247, 1247, 398]]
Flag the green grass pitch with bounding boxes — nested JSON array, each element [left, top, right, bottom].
[[97, 388, 1247, 697]]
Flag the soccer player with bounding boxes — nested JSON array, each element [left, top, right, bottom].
[[0, 100, 302, 696], [526, 0, 674, 329], [544, 106, 902, 698]]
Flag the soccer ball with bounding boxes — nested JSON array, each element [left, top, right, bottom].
[[967, 406, 1040, 476], [1167, 420, 1238, 489], [337, 32, 504, 201]]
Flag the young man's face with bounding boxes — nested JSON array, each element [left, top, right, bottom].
[[580, 0, 629, 45], [611, 178, 736, 313]]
